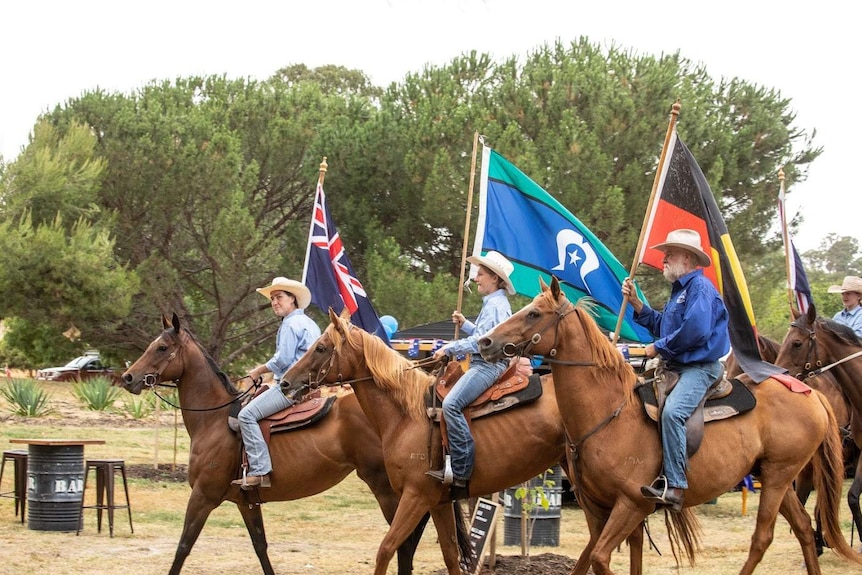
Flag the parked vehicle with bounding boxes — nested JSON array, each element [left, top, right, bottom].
[[36, 353, 117, 383]]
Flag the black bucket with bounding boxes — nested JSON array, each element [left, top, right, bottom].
[[27, 445, 84, 531], [503, 465, 563, 547]]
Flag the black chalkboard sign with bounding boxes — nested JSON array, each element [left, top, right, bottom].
[[468, 497, 501, 574]]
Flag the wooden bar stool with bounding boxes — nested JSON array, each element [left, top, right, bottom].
[[0, 449, 27, 523], [77, 458, 133, 537]]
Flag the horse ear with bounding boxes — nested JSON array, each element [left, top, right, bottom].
[[790, 305, 801, 321], [550, 275, 561, 299], [806, 302, 817, 324], [162, 314, 171, 329], [539, 276, 549, 291], [328, 307, 340, 325], [172, 312, 181, 333]]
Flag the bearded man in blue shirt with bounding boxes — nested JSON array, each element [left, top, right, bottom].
[[622, 229, 730, 511]]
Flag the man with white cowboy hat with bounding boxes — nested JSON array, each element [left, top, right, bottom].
[[233, 277, 321, 489], [427, 250, 515, 488], [622, 228, 729, 511], [828, 275, 862, 337]]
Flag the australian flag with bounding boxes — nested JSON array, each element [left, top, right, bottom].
[[302, 182, 390, 343]]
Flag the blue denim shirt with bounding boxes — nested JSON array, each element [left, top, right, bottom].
[[265, 309, 321, 380], [833, 306, 862, 338], [634, 269, 730, 364], [441, 289, 511, 357]]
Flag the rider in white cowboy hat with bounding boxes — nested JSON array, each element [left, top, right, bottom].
[[622, 229, 729, 511], [427, 251, 515, 488], [828, 276, 862, 337], [233, 277, 321, 489]]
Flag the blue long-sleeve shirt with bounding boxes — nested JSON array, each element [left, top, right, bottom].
[[634, 269, 730, 364], [441, 289, 511, 357], [265, 309, 321, 380]]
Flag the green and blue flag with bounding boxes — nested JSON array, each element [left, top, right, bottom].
[[472, 146, 653, 343]]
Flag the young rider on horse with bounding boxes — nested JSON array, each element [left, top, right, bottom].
[[622, 229, 730, 511], [828, 275, 862, 337], [233, 277, 321, 489], [427, 251, 514, 488]]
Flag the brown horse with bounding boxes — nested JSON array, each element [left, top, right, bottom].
[[727, 332, 859, 553], [280, 308, 574, 575], [479, 277, 862, 575], [120, 314, 427, 575], [774, 303, 862, 545]]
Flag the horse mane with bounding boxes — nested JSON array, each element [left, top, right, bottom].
[[171, 327, 240, 395], [336, 322, 430, 421], [571, 299, 637, 402], [821, 317, 862, 347]]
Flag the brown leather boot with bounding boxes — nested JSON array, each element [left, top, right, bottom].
[[231, 474, 271, 490]]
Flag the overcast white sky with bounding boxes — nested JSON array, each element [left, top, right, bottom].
[[2, 0, 857, 253]]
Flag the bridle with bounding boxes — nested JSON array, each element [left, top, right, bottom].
[[789, 316, 862, 380], [137, 334, 257, 412], [499, 296, 596, 367]]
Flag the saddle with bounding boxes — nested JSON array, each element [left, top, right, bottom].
[[634, 362, 756, 457], [229, 385, 336, 442]]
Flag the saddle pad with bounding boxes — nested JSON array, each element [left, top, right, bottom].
[[636, 377, 756, 423], [266, 394, 336, 434], [771, 373, 813, 395], [426, 373, 544, 422]]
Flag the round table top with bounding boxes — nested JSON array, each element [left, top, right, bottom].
[[9, 438, 106, 446]]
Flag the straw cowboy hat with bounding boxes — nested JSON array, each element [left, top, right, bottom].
[[467, 251, 516, 295], [256, 277, 312, 309], [650, 229, 711, 268], [828, 275, 862, 294]]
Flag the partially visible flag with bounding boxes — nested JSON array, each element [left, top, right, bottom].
[[638, 130, 783, 382], [407, 339, 420, 359], [472, 146, 653, 343], [302, 182, 390, 343], [778, 178, 813, 314]]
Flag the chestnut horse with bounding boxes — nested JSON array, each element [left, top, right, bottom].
[[774, 303, 862, 544], [120, 314, 427, 575], [280, 308, 573, 575], [727, 332, 859, 552], [479, 277, 861, 575]]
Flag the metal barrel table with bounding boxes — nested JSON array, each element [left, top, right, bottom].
[[9, 439, 105, 531]]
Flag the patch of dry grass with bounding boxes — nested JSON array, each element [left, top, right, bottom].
[[1, 379, 861, 574]]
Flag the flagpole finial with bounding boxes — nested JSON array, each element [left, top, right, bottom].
[[778, 167, 785, 182], [318, 156, 328, 185], [672, 99, 681, 115]]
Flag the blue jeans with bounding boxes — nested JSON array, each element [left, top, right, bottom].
[[660, 360, 723, 489], [237, 384, 294, 476], [441, 357, 509, 480]]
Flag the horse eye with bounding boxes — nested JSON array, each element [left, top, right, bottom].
[[158, 344, 168, 352], [316, 344, 327, 353], [527, 310, 540, 320]]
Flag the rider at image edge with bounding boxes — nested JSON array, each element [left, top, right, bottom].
[[232, 276, 321, 489], [426, 250, 515, 489], [828, 275, 862, 337], [622, 228, 730, 512]]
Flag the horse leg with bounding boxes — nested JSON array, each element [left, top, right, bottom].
[[778, 486, 821, 575], [237, 500, 275, 575], [168, 489, 223, 575], [627, 522, 644, 575], [848, 457, 862, 549], [372, 493, 450, 575], [587, 501, 648, 575], [569, 507, 604, 575], [740, 483, 819, 575], [795, 464, 823, 554]]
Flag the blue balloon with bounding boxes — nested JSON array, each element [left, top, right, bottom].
[[379, 315, 398, 336]]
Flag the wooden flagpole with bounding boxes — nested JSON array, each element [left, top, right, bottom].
[[611, 99, 681, 344], [455, 131, 480, 340], [777, 167, 795, 315]]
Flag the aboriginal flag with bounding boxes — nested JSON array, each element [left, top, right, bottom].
[[638, 131, 783, 382]]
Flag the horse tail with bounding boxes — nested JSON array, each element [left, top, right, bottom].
[[664, 507, 702, 567], [812, 392, 862, 564], [453, 501, 476, 573]]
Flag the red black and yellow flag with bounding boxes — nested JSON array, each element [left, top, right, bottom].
[[638, 130, 783, 382]]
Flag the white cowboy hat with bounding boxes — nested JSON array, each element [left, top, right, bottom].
[[256, 277, 312, 309], [650, 229, 711, 268], [828, 275, 862, 294], [467, 251, 516, 295]]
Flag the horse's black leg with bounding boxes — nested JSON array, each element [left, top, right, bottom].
[[848, 472, 862, 548], [237, 501, 275, 575], [169, 490, 220, 575], [396, 512, 430, 575]]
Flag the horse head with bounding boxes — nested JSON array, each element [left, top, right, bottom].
[[121, 312, 187, 394], [479, 275, 569, 362]]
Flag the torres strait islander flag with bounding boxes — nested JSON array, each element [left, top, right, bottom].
[[638, 131, 783, 382], [302, 182, 390, 344], [472, 146, 653, 343]]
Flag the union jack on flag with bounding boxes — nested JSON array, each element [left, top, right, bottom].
[[302, 182, 390, 342]]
